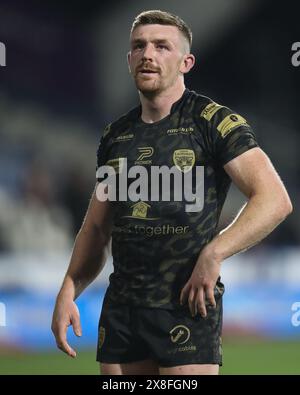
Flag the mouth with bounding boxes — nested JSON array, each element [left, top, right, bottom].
[[138, 69, 159, 76]]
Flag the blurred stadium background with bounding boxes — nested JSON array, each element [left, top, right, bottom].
[[0, 0, 299, 375]]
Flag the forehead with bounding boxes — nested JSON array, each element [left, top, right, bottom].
[[131, 24, 182, 45]]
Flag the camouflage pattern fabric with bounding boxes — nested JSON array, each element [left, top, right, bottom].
[[96, 89, 258, 309]]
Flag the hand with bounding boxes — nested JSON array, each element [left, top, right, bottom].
[[179, 248, 222, 318], [51, 295, 82, 358]]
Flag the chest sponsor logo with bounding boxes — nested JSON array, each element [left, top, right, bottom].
[[135, 146, 154, 165], [173, 149, 195, 173], [121, 201, 159, 221], [132, 201, 149, 218], [167, 127, 194, 135], [113, 133, 134, 143], [115, 224, 190, 237]]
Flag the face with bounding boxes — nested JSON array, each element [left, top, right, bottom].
[[128, 24, 194, 95]]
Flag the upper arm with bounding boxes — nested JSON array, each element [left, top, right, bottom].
[[88, 124, 114, 239], [224, 147, 292, 210], [81, 183, 113, 242], [199, 99, 292, 216]]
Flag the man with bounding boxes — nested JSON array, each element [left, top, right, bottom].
[[51, 10, 292, 375]]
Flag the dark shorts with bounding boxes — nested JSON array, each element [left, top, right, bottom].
[[96, 282, 224, 367]]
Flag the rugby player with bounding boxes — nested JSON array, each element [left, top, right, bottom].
[[51, 10, 292, 375]]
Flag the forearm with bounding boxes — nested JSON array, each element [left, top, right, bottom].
[[58, 225, 110, 301], [203, 192, 291, 262]]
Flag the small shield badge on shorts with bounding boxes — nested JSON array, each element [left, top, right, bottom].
[[173, 149, 195, 173], [98, 326, 105, 348]]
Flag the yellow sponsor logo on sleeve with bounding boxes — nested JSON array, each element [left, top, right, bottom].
[[200, 102, 223, 121], [217, 113, 248, 137]]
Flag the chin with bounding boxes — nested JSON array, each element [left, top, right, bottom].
[[135, 80, 161, 95], [139, 86, 160, 95]]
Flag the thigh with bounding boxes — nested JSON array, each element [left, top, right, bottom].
[[159, 364, 219, 375], [100, 359, 160, 375]]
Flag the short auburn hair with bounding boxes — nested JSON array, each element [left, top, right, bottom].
[[131, 10, 192, 51]]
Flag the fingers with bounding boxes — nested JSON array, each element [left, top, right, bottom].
[[55, 327, 77, 358], [188, 287, 195, 317], [196, 285, 217, 317], [51, 319, 77, 358], [51, 300, 81, 358], [180, 282, 217, 318], [71, 314, 82, 338], [206, 287, 216, 309], [196, 287, 207, 317]]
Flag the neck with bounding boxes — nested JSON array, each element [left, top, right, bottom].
[[139, 80, 186, 123]]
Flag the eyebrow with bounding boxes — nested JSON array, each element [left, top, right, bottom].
[[131, 38, 172, 47]]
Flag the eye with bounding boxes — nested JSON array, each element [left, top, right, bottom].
[[133, 43, 144, 50], [157, 44, 168, 50]]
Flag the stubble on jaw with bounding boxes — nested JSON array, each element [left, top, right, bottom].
[[134, 64, 183, 98], [134, 74, 161, 96]]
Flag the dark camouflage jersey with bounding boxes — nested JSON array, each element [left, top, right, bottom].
[[96, 89, 258, 309]]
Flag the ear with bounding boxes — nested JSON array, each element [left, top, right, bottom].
[[127, 51, 132, 74], [179, 53, 195, 74]]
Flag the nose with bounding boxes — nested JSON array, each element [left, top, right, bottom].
[[142, 43, 154, 61]]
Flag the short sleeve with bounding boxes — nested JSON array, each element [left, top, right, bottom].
[[96, 136, 106, 168], [202, 103, 259, 166], [96, 123, 111, 182]]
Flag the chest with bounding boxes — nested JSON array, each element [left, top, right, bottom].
[[105, 120, 209, 171]]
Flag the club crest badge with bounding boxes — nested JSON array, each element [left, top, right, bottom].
[[173, 149, 195, 173]]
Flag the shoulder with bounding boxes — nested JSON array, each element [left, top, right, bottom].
[[186, 91, 257, 164], [101, 105, 140, 140], [188, 91, 250, 136]]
